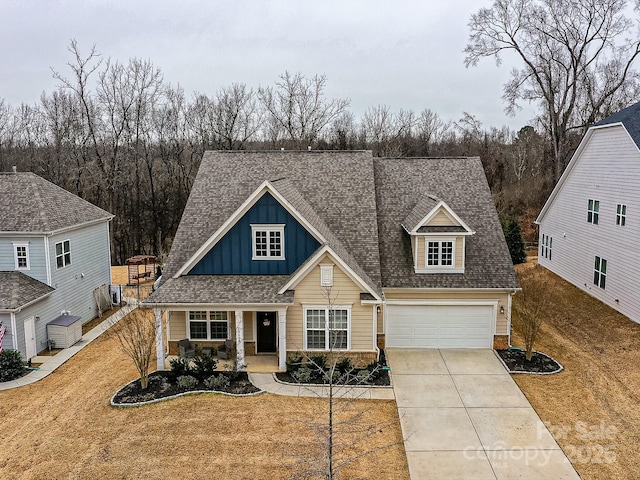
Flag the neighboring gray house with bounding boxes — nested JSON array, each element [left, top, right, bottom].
[[536, 101, 640, 324], [0, 171, 113, 359], [145, 151, 518, 371]]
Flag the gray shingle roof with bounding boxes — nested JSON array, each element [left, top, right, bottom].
[[402, 195, 439, 232], [374, 157, 519, 289], [152, 151, 518, 305], [161, 150, 382, 293], [0, 172, 112, 233], [0, 271, 55, 310], [595, 101, 640, 147], [146, 275, 294, 305]]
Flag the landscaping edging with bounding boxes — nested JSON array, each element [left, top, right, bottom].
[[272, 372, 393, 388], [495, 349, 564, 375]]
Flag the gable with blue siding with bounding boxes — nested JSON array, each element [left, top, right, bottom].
[[189, 192, 321, 275]]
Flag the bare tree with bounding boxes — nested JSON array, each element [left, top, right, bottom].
[[512, 265, 550, 361], [258, 71, 349, 148], [105, 308, 156, 389], [464, 0, 640, 179]]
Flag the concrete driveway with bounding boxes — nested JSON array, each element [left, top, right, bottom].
[[386, 349, 580, 480]]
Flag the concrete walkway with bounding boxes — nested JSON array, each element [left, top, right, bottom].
[[0, 300, 138, 391], [249, 373, 395, 399], [387, 349, 580, 480]]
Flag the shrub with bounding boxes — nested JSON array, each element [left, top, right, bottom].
[[308, 354, 328, 371], [500, 214, 527, 264], [365, 360, 382, 381], [336, 357, 353, 374], [192, 354, 218, 381], [286, 354, 303, 374], [292, 366, 313, 383], [169, 357, 192, 380], [204, 374, 230, 391], [0, 349, 25, 382], [356, 369, 372, 383], [176, 375, 199, 391]]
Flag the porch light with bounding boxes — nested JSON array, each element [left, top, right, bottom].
[[262, 313, 271, 327], [500, 305, 505, 315]]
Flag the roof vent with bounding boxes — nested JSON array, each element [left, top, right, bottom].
[[12, 166, 17, 174]]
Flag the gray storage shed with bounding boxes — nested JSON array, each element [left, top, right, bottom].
[[47, 314, 82, 349]]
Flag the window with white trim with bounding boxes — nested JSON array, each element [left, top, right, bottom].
[[305, 307, 350, 350], [587, 199, 599, 224], [541, 234, 552, 260], [251, 224, 285, 260], [55, 240, 71, 269], [13, 243, 30, 270], [616, 204, 627, 226], [426, 240, 454, 266], [594, 256, 607, 290], [188, 311, 229, 340], [320, 264, 334, 287]]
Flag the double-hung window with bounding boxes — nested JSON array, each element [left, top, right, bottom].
[[426, 240, 453, 266], [305, 307, 350, 350], [541, 234, 552, 260], [594, 256, 607, 290], [587, 199, 599, 224], [188, 311, 229, 340], [55, 240, 71, 269], [13, 243, 30, 270], [251, 224, 285, 260], [616, 204, 627, 226]]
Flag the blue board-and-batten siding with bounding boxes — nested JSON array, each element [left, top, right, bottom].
[[189, 192, 320, 275]]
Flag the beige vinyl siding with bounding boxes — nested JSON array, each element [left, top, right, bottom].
[[243, 312, 254, 341], [384, 289, 510, 335], [415, 235, 464, 270], [538, 125, 640, 324], [428, 209, 458, 226], [169, 311, 186, 340], [287, 253, 374, 351]]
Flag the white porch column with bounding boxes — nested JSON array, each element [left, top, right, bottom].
[[277, 308, 287, 371], [234, 310, 245, 370], [154, 308, 165, 371]]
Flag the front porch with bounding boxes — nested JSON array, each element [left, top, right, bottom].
[[153, 306, 289, 372]]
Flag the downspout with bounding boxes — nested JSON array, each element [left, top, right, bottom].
[[43, 235, 52, 286], [507, 290, 516, 347], [10, 312, 18, 350]]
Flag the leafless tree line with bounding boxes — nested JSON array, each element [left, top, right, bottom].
[[0, 41, 596, 264]]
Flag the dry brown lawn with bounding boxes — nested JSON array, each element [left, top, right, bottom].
[[0, 318, 408, 479], [513, 259, 640, 480]]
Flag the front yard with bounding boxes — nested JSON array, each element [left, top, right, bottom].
[[513, 260, 640, 479], [0, 319, 408, 479]]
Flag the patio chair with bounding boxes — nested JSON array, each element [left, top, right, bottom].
[[217, 339, 234, 360], [178, 338, 197, 358]]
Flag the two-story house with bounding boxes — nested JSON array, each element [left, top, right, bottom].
[[0, 170, 113, 359], [536, 101, 640, 324], [145, 151, 518, 371]]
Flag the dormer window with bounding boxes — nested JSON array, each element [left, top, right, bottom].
[[427, 240, 453, 266], [251, 224, 285, 260]]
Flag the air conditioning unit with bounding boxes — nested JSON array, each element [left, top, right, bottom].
[[110, 285, 122, 305]]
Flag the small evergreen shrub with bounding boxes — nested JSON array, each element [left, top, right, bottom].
[[308, 354, 328, 371], [336, 357, 353, 374], [176, 375, 199, 391], [292, 366, 313, 383], [0, 349, 25, 382], [286, 354, 303, 374], [500, 214, 527, 264], [356, 369, 372, 383], [204, 373, 230, 391], [365, 360, 382, 381], [192, 354, 218, 381], [169, 357, 192, 380]]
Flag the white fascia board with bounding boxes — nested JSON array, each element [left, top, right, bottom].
[[536, 123, 637, 224], [413, 231, 476, 236], [174, 180, 327, 278], [0, 217, 113, 237], [277, 245, 382, 301], [383, 287, 521, 293], [411, 201, 474, 234]]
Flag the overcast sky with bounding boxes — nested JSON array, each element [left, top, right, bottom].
[[0, 0, 537, 130]]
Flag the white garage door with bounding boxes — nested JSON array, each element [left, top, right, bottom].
[[386, 304, 494, 348]]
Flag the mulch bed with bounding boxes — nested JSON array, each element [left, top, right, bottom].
[[112, 371, 260, 405], [275, 369, 390, 386], [496, 349, 563, 374]]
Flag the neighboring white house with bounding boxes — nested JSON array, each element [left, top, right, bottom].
[[536, 101, 640, 324], [0, 170, 114, 359]]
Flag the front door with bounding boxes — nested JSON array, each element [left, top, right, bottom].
[[256, 311, 277, 353], [24, 316, 37, 359]]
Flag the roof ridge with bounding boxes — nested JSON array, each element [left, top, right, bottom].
[[29, 173, 50, 231]]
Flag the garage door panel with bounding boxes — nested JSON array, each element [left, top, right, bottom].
[[386, 304, 494, 349]]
